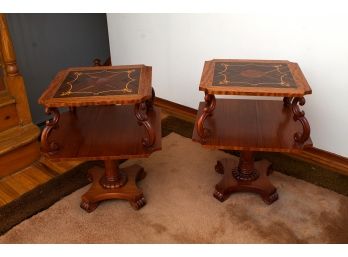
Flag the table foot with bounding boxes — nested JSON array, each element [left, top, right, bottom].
[[214, 153, 278, 205], [80, 163, 147, 213], [129, 195, 146, 210], [80, 200, 99, 213], [262, 190, 279, 205], [213, 189, 226, 202], [215, 160, 225, 174]]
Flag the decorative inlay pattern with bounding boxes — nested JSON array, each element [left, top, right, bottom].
[[213, 62, 297, 88], [54, 68, 141, 98]]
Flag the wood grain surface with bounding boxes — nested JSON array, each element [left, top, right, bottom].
[[39, 65, 152, 107], [199, 59, 312, 97], [192, 99, 313, 152], [0, 102, 18, 132], [44, 105, 162, 161]]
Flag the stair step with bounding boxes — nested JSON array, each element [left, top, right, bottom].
[[0, 94, 16, 108], [39, 156, 83, 175], [0, 123, 40, 155], [0, 94, 19, 132], [0, 162, 55, 206], [0, 158, 84, 207]]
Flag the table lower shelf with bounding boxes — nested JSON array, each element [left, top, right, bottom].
[[192, 99, 312, 153], [45, 105, 161, 161]]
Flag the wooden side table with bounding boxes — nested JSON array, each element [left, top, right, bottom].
[[39, 65, 161, 212], [192, 59, 313, 204]]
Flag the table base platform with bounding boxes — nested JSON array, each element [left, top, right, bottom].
[[214, 151, 278, 205], [80, 160, 146, 213]]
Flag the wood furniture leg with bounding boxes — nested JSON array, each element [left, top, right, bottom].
[[146, 87, 155, 111], [214, 151, 278, 204], [80, 159, 147, 213], [134, 102, 156, 147], [196, 91, 216, 139], [291, 97, 310, 144], [40, 107, 60, 155]]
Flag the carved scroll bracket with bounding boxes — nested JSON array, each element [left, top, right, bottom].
[[145, 87, 155, 111], [40, 107, 60, 155], [134, 102, 155, 147], [283, 97, 293, 107], [291, 96, 310, 144], [196, 91, 216, 139]]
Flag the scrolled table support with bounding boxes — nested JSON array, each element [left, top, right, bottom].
[[134, 102, 156, 147], [146, 87, 155, 111], [41, 107, 60, 155], [196, 91, 216, 139], [291, 97, 310, 144], [283, 97, 293, 107]]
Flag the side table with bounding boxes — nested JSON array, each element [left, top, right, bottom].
[[192, 59, 313, 204], [39, 65, 161, 212]]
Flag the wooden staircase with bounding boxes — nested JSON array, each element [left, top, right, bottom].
[[0, 15, 41, 179], [0, 14, 83, 208]]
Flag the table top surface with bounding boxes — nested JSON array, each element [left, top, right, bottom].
[[39, 65, 152, 107], [199, 59, 312, 97]]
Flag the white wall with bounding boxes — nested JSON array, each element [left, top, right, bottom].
[[107, 14, 348, 157]]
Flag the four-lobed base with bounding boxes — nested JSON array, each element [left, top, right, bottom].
[[80, 164, 147, 213], [214, 157, 278, 205]]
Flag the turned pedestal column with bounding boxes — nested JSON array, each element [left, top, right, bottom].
[[80, 160, 146, 212]]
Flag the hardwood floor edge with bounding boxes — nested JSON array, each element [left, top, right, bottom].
[[0, 161, 95, 236], [154, 96, 348, 176]]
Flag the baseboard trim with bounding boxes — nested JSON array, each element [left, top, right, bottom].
[[154, 97, 197, 123], [154, 96, 348, 176], [290, 148, 348, 176]]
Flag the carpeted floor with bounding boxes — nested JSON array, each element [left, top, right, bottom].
[[0, 133, 347, 243], [162, 116, 348, 197]]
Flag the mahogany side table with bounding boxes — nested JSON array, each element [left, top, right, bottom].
[[192, 59, 313, 204], [38, 65, 161, 212]]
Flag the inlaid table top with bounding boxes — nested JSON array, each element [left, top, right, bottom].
[[199, 59, 312, 97], [39, 65, 152, 107]]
